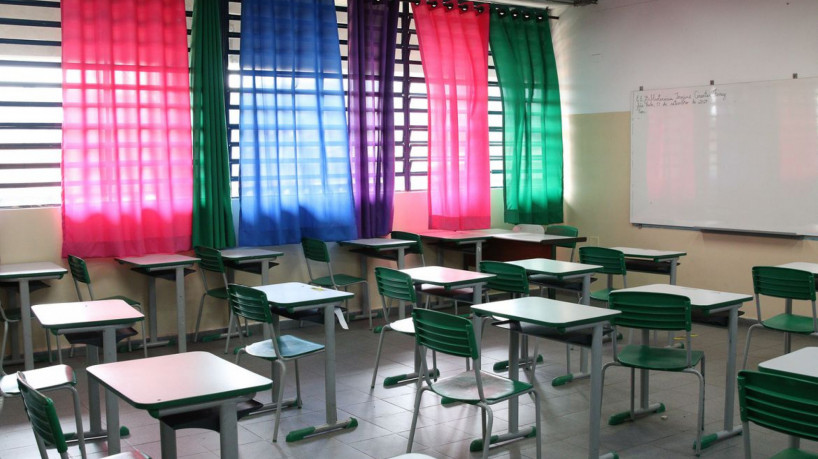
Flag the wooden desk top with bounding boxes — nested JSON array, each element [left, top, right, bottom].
[[400, 266, 495, 287], [115, 254, 199, 268], [87, 351, 272, 411], [32, 299, 143, 329], [614, 284, 752, 311], [0, 261, 67, 280], [506, 258, 601, 276], [253, 282, 354, 310], [758, 347, 818, 381], [473, 296, 620, 331], [220, 247, 284, 260]]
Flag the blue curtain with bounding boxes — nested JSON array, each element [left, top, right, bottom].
[[238, 0, 357, 245]]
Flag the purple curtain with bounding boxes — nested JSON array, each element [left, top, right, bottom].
[[347, 0, 399, 237]]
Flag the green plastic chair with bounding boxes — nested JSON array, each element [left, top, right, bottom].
[[301, 237, 369, 327], [602, 291, 705, 455], [370, 267, 435, 388], [406, 309, 541, 459], [742, 266, 818, 369], [228, 284, 325, 442], [193, 246, 234, 352], [580, 246, 627, 303], [479, 261, 543, 375], [63, 255, 147, 360], [546, 224, 579, 261], [16, 372, 147, 459], [390, 230, 426, 267], [737, 370, 818, 459]]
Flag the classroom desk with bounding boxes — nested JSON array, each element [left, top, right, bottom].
[[418, 230, 496, 268], [609, 247, 686, 285], [0, 261, 67, 369], [389, 266, 495, 387], [339, 238, 414, 323], [613, 284, 752, 450], [252, 282, 357, 442], [399, 265, 494, 317], [485, 232, 587, 262], [472, 297, 620, 459], [220, 247, 284, 285], [88, 351, 271, 458], [32, 300, 144, 444], [504, 258, 602, 385], [115, 254, 199, 353]]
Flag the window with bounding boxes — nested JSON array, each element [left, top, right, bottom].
[[0, 0, 504, 207]]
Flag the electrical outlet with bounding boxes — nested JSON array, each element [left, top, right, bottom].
[[589, 236, 600, 246]]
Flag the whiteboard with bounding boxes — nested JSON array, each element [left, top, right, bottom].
[[630, 78, 818, 236]]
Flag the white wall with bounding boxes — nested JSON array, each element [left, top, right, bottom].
[[552, 0, 818, 115]]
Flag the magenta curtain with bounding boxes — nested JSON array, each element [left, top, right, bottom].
[[61, 0, 193, 257], [412, 1, 491, 230]]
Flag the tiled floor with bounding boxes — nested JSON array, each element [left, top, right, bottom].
[[2, 300, 818, 459]]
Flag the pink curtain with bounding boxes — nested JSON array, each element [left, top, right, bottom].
[[412, 1, 491, 230], [61, 0, 193, 257]]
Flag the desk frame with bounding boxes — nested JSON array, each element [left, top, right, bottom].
[[116, 254, 198, 354], [0, 262, 67, 369]]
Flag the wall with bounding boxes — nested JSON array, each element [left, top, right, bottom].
[[0, 188, 510, 352], [554, 0, 818, 317]]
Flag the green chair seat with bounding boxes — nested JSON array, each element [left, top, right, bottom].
[[430, 370, 533, 404], [761, 313, 816, 334], [203, 287, 228, 300], [770, 449, 818, 459], [245, 335, 325, 361], [589, 288, 614, 303], [311, 274, 366, 288], [616, 344, 704, 371]]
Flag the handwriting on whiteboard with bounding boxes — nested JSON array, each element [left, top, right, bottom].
[[635, 88, 728, 114]]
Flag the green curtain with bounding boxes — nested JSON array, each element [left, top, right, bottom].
[[190, 0, 236, 248], [490, 10, 564, 224]]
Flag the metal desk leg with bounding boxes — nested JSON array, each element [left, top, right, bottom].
[[144, 277, 170, 349], [553, 274, 593, 387], [700, 305, 743, 450], [590, 323, 617, 459], [174, 267, 187, 353], [102, 329, 121, 454], [669, 259, 679, 285], [284, 303, 357, 442], [219, 401, 240, 459], [20, 280, 33, 370]]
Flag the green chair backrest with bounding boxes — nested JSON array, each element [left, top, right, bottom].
[[412, 308, 478, 360], [390, 231, 424, 257], [227, 284, 274, 325], [375, 267, 417, 304], [479, 261, 529, 296], [608, 291, 691, 332], [301, 237, 331, 263], [738, 370, 818, 442], [195, 246, 226, 274], [66, 255, 91, 285], [752, 266, 816, 301], [545, 224, 579, 250], [579, 246, 626, 275], [17, 372, 69, 454]]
